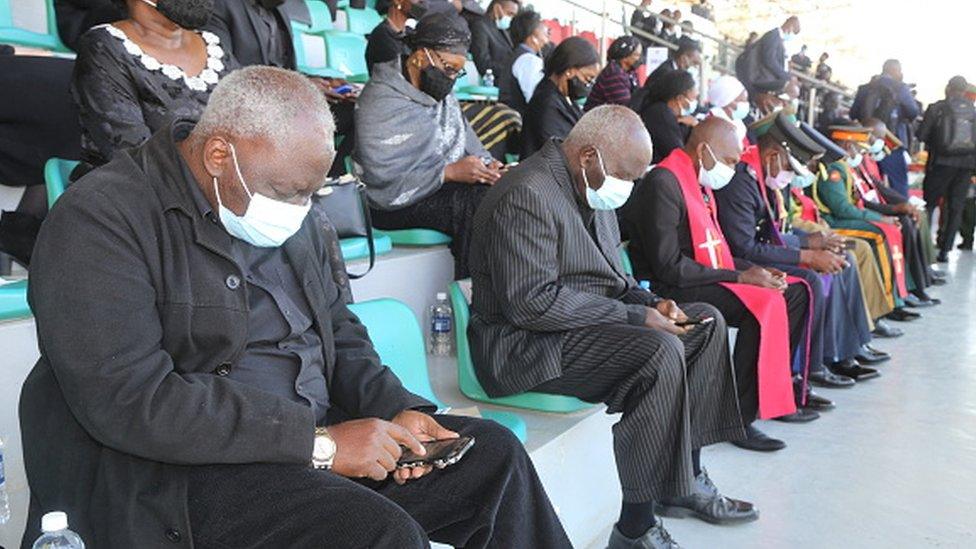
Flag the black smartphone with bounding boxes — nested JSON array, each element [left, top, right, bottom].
[[397, 436, 475, 469], [675, 317, 715, 327]]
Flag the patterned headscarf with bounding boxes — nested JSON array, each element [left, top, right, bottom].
[[406, 12, 472, 56]]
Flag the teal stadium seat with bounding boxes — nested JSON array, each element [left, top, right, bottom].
[[0, 279, 30, 321], [619, 244, 634, 276], [0, 0, 70, 52], [323, 30, 369, 82], [348, 297, 528, 441], [449, 280, 594, 413], [383, 229, 452, 247], [343, 7, 382, 35], [291, 0, 345, 78], [339, 233, 392, 261], [44, 158, 79, 207]]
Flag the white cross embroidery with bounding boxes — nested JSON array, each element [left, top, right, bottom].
[[891, 245, 903, 275], [698, 227, 723, 268]]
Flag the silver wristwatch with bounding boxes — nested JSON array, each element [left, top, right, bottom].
[[311, 426, 337, 470]]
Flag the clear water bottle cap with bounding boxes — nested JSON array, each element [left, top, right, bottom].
[[436, 292, 447, 301], [41, 511, 68, 532]]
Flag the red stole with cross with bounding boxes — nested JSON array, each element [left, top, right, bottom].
[[850, 162, 909, 297], [659, 149, 796, 419]]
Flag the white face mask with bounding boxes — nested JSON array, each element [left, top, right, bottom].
[[582, 150, 634, 210], [731, 101, 750, 121], [699, 143, 735, 190], [848, 152, 863, 169], [214, 143, 312, 248]]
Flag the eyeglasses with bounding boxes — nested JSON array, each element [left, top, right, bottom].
[[425, 49, 467, 80]]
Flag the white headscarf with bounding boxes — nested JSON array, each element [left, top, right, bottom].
[[708, 75, 746, 108]]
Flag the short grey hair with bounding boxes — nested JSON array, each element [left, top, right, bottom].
[[564, 105, 652, 157], [194, 66, 335, 149]]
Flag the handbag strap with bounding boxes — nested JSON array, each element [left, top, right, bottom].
[[345, 185, 375, 280]]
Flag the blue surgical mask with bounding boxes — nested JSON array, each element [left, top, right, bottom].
[[869, 139, 884, 154], [848, 153, 863, 169], [682, 98, 699, 116], [699, 143, 735, 190], [496, 15, 512, 30], [582, 150, 634, 210], [214, 143, 311, 247], [731, 101, 750, 121]]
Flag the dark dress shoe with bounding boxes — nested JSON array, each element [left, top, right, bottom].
[[871, 318, 904, 338], [657, 468, 760, 525], [904, 294, 940, 308], [803, 391, 835, 411], [608, 523, 682, 549], [930, 269, 947, 280], [808, 369, 855, 388], [886, 308, 921, 322], [936, 252, 949, 263], [828, 359, 881, 381], [855, 344, 891, 364], [731, 425, 786, 452], [958, 242, 972, 251], [774, 408, 820, 423], [930, 276, 948, 286]]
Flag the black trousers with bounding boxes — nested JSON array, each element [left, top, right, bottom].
[[371, 183, 489, 279], [660, 283, 810, 422], [186, 416, 570, 549], [534, 303, 745, 504], [924, 164, 973, 254]]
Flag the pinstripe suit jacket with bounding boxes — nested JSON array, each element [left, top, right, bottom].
[[468, 140, 661, 397]]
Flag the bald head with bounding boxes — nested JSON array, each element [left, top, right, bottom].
[[564, 106, 653, 192], [685, 117, 742, 169]]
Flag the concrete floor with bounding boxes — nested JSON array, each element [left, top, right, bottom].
[[589, 250, 976, 548]]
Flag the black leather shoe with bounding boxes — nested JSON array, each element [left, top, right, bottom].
[[959, 242, 973, 251], [828, 359, 881, 381], [855, 344, 891, 364], [731, 425, 786, 452], [886, 308, 921, 322], [930, 276, 948, 286], [930, 269, 947, 280], [803, 390, 835, 411], [871, 318, 904, 338], [808, 369, 856, 388], [608, 523, 681, 549], [658, 468, 760, 525], [937, 252, 949, 263], [774, 408, 820, 423], [904, 294, 940, 308]]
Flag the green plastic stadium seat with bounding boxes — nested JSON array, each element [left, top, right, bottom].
[[339, 233, 392, 261], [450, 281, 594, 413], [0, 0, 70, 52], [619, 244, 634, 276], [0, 279, 31, 321], [348, 298, 527, 441], [343, 7, 382, 35], [383, 229, 452, 247], [44, 158, 79, 208], [291, 1, 345, 78], [322, 30, 368, 80]]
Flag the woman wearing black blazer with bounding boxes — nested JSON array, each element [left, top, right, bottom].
[[639, 69, 699, 164], [521, 36, 600, 157]]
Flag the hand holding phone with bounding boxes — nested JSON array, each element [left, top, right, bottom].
[[675, 317, 715, 328], [397, 436, 475, 469]]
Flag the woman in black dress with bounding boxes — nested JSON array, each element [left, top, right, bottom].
[[71, 0, 237, 171], [638, 69, 699, 164], [520, 36, 600, 157]]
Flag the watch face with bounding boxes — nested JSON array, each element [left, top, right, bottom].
[[314, 435, 336, 462]]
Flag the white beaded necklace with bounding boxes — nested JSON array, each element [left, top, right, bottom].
[[102, 24, 226, 92]]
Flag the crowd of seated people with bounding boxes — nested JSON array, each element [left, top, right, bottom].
[[1, 1, 972, 548]]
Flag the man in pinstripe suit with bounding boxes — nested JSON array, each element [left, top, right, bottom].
[[468, 106, 757, 549]]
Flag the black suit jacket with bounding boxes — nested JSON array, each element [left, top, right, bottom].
[[54, 0, 126, 52], [640, 101, 687, 164], [468, 14, 514, 79], [204, 0, 310, 69], [623, 165, 753, 296], [20, 122, 430, 547], [735, 28, 788, 94], [522, 78, 582, 157]]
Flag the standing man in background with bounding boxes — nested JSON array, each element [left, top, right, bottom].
[[468, 0, 520, 82]]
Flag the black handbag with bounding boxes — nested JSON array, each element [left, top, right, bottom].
[[313, 177, 376, 279]]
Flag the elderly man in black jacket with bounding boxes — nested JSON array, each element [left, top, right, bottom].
[[20, 66, 568, 548]]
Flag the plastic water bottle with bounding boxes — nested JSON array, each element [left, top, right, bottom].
[[0, 436, 10, 525], [428, 292, 454, 356], [32, 512, 85, 548], [483, 69, 495, 88]]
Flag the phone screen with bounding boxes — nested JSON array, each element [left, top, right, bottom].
[[398, 437, 475, 467]]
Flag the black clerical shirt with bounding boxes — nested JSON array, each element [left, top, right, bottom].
[[176, 123, 329, 423]]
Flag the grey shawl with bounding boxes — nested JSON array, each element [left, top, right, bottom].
[[352, 59, 487, 210]]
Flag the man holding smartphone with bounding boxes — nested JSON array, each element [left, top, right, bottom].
[[469, 106, 757, 549]]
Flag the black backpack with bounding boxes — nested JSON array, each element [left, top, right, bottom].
[[857, 80, 899, 129], [938, 98, 976, 156]]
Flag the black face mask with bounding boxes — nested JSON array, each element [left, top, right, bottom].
[[568, 76, 592, 100], [406, 1, 428, 20], [257, 0, 286, 9], [155, 0, 215, 31], [420, 65, 456, 102]]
